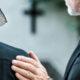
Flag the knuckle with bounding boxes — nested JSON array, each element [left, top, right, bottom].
[[25, 71, 31, 77], [27, 63, 31, 68], [35, 69, 39, 74], [17, 61, 21, 66], [21, 56, 24, 60], [32, 75, 36, 80], [28, 64, 34, 69], [29, 58, 35, 63], [30, 59, 34, 63]]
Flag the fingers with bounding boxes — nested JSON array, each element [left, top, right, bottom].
[[11, 65, 35, 80], [15, 73, 30, 80], [12, 60, 37, 74], [16, 56, 41, 68], [29, 51, 40, 63]]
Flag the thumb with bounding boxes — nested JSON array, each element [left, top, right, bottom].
[[29, 51, 40, 63]]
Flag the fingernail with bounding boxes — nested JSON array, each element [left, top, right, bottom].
[[15, 73, 19, 76], [16, 56, 22, 59], [12, 60, 17, 64], [11, 65, 16, 69]]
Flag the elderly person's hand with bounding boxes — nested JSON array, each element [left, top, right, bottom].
[[11, 51, 51, 80]]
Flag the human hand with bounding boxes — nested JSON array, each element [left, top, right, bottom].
[[11, 51, 51, 80]]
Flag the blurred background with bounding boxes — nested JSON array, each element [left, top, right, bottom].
[[0, 0, 80, 80]]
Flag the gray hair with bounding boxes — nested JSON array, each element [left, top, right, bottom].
[[0, 9, 7, 26]]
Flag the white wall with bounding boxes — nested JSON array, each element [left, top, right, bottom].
[[0, 0, 79, 76]]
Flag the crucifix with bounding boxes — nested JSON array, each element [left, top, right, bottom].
[[24, 0, 44, 34]]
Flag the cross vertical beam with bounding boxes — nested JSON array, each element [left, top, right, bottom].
[[24, 0, 44, 34]]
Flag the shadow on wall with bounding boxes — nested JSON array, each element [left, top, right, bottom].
[[41, 61, 63, 80]]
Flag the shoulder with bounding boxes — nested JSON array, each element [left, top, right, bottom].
[[68, 56, 80, 80], [0, 42, 29, 60]]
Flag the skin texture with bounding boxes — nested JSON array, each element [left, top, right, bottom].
[[65, 0, 80, 15], [11, 0, 80, 80], [66, 0, 80, 10], [11, 52, 51, 80]]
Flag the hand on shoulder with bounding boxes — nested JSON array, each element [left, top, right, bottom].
[[11, 51, 51, 80]]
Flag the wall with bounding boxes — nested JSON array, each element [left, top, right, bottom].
[[0, 0, 79, 77]]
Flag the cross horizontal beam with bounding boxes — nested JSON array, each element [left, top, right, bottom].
[[24, 0, 44, 33]]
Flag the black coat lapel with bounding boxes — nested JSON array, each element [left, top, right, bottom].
[[64, 41, 80, 80]]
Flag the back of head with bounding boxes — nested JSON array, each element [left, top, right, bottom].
[[0, 9, 7, 26], [0, 42, 29, 80], [0, 9, 29, 80]]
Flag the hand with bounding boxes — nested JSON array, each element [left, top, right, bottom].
[[11, 51, 51, 80]]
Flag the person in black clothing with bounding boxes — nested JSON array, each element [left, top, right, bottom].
[[0, 9, 29, 80], [11, 0, 80, 80]]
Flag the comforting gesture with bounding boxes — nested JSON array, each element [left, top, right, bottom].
[[11, 0, 80, 80], [11, 52, 51, 80]]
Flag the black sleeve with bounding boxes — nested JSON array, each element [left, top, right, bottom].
[[0, 59, 18, 80], [68, 56, 80, 80]]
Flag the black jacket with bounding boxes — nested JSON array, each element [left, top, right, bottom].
[[64, 41, 80, 80], [0, 42, 29, 80]]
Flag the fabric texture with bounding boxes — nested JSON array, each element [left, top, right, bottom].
[[64, 40, 80, 80], [0, 42, 29, 80]]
